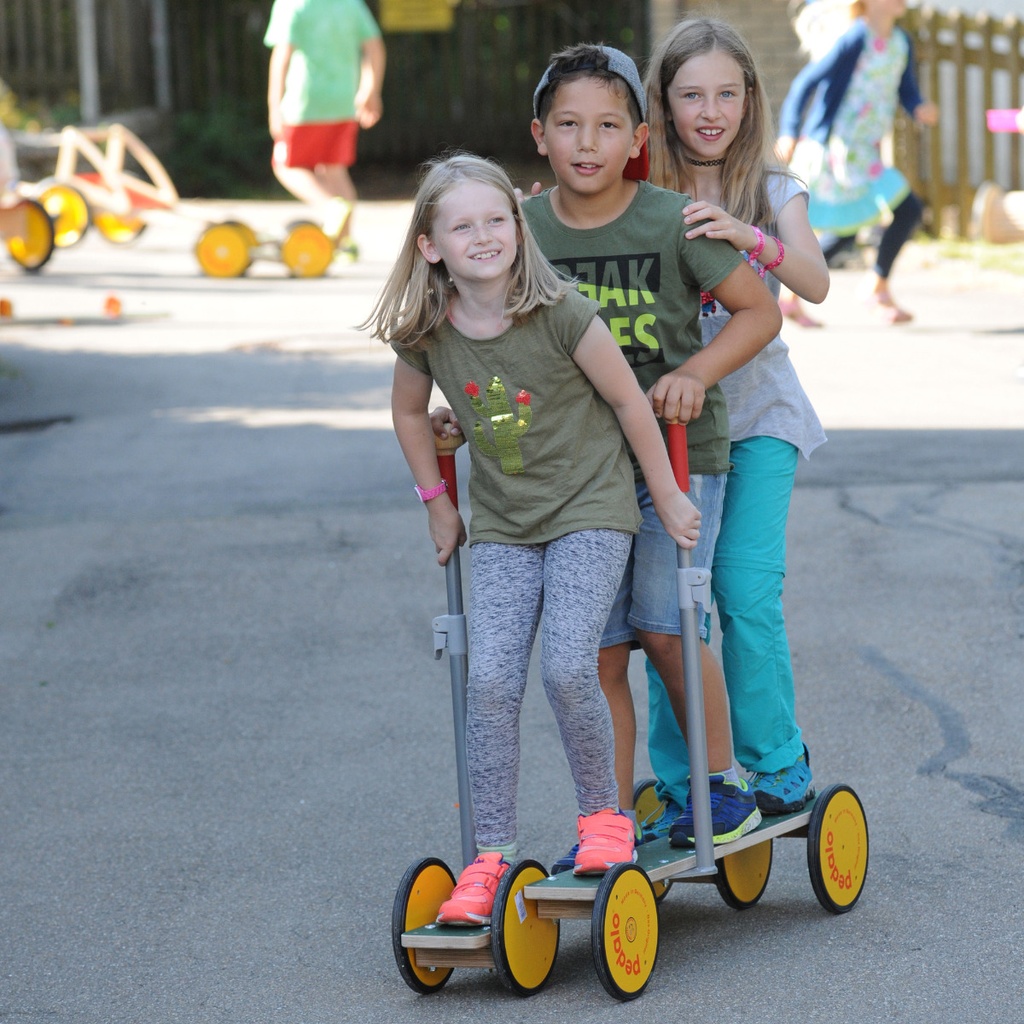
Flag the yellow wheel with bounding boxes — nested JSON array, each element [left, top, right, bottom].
[[36, 181, 90, 247], [5, 199, 55, 271], [391, 857, 456, 994], [280, 221, 334, 277], [807, 784, 868, 914], [715, 838, 773, 910], [94, 210, 146, 245], [591, 863, 659, 1001], [194, 222, 253, 278], [633, 778, 673, 902], [491, 859, 559, 996], [633, 777, 664, 827]]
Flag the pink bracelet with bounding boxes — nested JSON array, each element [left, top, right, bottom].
[[760, 236, 785, 277], [414, 479, 448, 502], [746, 225, 766, 267]]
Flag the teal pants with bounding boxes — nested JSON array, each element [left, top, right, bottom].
[[647, 436, 805, 803]]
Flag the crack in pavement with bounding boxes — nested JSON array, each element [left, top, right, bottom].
[[860, 644, 1024, 839]]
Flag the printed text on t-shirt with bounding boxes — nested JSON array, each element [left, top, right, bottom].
[[548, 253, 665, 368]]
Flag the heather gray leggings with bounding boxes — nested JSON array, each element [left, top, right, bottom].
[[467, 530, 631, 850]]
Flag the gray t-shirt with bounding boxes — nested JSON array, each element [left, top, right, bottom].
[[702, 173, 827, 458]]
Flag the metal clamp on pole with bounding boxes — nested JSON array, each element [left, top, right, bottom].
[[432, 612, 468, 660], [676, 565, 712, 612]]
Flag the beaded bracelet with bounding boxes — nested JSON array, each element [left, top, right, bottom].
[[746, 225, 766, 267], [761, 236, 785, 277]]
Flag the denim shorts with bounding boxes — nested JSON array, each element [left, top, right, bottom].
[[601, 473, 726, 645]]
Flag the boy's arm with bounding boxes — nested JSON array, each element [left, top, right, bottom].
[[391, 358, 466, 564], [649, 261, 781, 424], [267, 43, 292, 138], [572, 318, 700, 550], [356, 35, 386, 129]]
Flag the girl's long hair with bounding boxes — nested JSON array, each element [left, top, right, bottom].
[[361, 152, 571, 348], [644, 16, 785, 228]]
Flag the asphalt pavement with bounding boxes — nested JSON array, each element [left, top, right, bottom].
[[2, 199, 1022, 1023]]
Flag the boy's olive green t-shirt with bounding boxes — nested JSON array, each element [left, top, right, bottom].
[[392, 290, 641, 546], [523, 180, 743, 475]]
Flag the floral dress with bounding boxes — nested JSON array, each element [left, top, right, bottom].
[[791, 26, 912, 235]]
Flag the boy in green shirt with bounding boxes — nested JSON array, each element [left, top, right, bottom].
[[524, 44, 782, 852], [264, 0, 386, 256]]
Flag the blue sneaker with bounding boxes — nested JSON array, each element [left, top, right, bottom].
[[551, 815, 642, 873], [549, 843, 577, 875], [750, 746, 815, 815], [669, 774, 762, 847], [639, 797, 683, 844]]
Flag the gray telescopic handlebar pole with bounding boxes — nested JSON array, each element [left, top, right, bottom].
[[667, 423, 716, 877], [430, 434, 476, 869]]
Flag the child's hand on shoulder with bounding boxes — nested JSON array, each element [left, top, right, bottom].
[[513, 182, 544, 204], [653, 490, 701, 550], [682, 201, 751, 253]]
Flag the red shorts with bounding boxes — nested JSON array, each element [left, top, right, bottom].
[[273, 120, 359, 169]]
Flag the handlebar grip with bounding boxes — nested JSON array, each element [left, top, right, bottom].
[[435, 433, 466, 511], [667, 422, 689, 494]]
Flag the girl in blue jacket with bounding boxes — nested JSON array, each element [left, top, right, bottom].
[[777, 0, 937, 326]]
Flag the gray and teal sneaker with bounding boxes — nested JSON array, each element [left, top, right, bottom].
[[749, 745, 815, 815], [639, 796, 683, 844]]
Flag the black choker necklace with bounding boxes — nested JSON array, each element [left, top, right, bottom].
[[686, 156, 726, 167]]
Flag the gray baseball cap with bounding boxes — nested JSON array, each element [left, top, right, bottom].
[[532, 44, 647, 122]]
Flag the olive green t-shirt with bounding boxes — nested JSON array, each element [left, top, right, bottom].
[[523, 180, 743, 475], [393, 290, 641, 546]]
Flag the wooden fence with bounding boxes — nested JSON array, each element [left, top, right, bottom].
[[0, 0, 155, 115], [2, 1, 1022, 236], [896, 5, 1023, 237]]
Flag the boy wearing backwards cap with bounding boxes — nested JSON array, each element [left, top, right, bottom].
[[525, 44, 781, 854]]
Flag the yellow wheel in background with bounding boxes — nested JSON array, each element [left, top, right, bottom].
[[807, 784, 868, 914], [233, 222, 259, 250], [94, 210, 147, 245], [36, 180, 90, 247], [280, 221, 334, 277], [5, 199, 55, 271], [591, 863, 659, 1001], [194, 221, 253, 278], [391, 857, 456, 994], [715, 838, 773, 910], [491, 859, 559, 995], [633, 778, 665, 829], [633, 778, 672, 902]]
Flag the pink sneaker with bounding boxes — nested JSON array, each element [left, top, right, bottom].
[[435, 852, 510, 925], [574, 809, 636, 875]]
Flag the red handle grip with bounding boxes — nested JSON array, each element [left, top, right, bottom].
[[667, 422, 689, 494], [435, 433, 465, 511]]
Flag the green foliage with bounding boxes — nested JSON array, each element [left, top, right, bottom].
[[162, 102, 279, 198], [0, 77, 78, 131], [935, 239, 1024, 276]]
